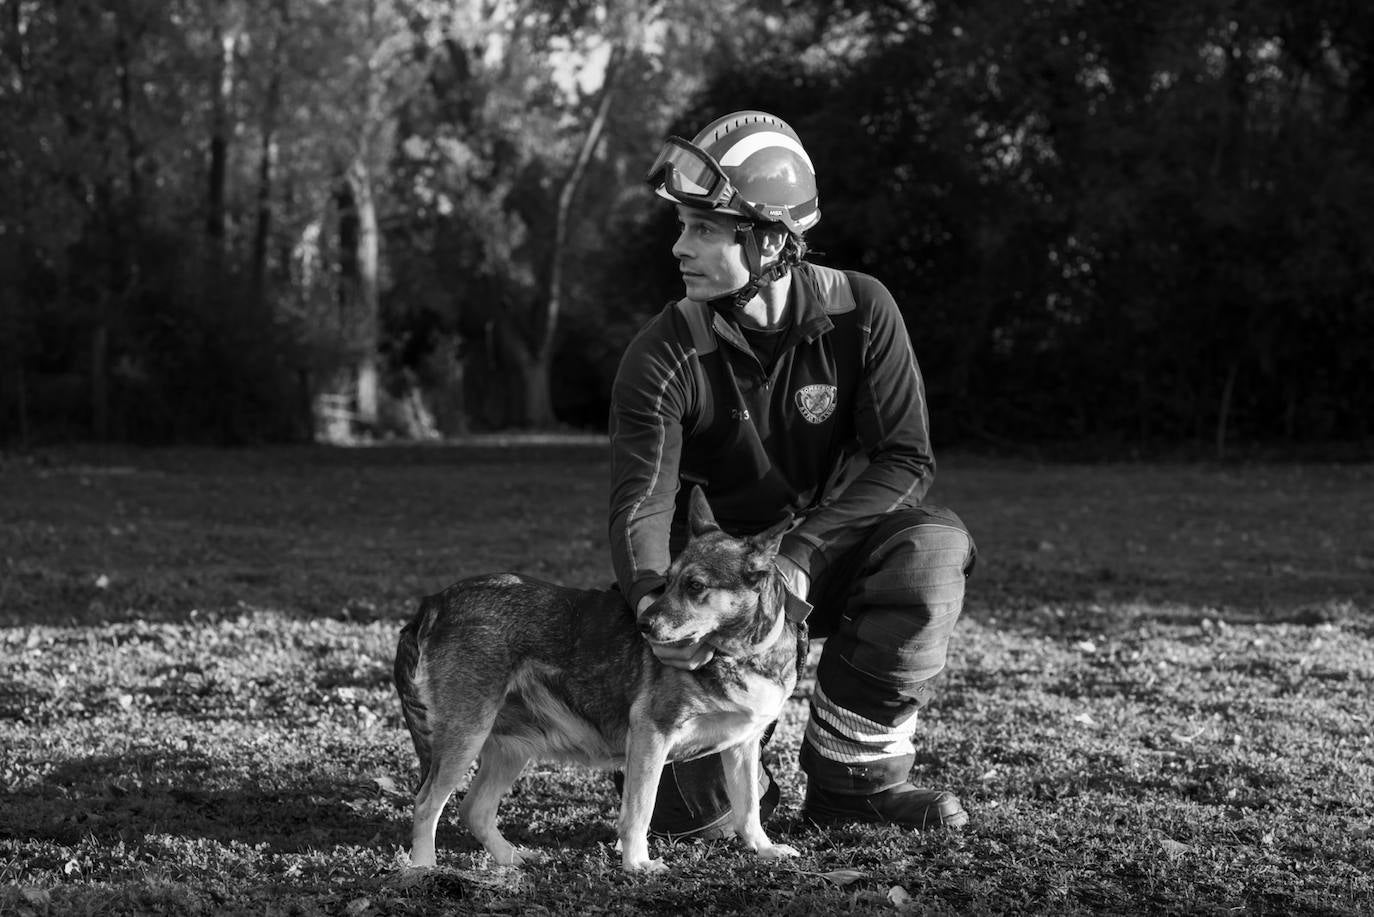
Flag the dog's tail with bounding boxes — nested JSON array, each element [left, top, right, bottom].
[[394, 594, 441, 788]]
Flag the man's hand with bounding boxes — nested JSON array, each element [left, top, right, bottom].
[[637, 593, 715, 670]]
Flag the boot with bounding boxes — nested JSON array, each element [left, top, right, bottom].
[[802, 781, 967, 829], [799, 739, 967, 830]]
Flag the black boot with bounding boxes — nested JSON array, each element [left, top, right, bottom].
[[799, 740, 967, 830], [802, 781, 967, 829]]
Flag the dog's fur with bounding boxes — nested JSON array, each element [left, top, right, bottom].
[[393, 487, 801, 872]]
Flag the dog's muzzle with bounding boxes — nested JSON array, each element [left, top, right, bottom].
[[640, 623, 696, 649]]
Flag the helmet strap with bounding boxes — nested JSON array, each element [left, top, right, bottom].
[[736, 222, 763, 273], [720, 222, 798, 311]]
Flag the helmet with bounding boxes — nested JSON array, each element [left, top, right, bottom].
[[646, 110, 820, 235]]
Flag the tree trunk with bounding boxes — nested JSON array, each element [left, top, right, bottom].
[[542, 45, 622, 357], [511, 44, 624, 430], [331, 163, 381, 436], [251, 129, 277, 307], [349, 159, 381, 429], [252, 0, 289, 308], [251, 45, 280, 304], [522, 354, 553, 431], [207, 12, 233, 255], [497, 323, 554, 429]]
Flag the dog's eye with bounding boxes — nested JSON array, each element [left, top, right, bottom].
[[686, 578, 708, 597]]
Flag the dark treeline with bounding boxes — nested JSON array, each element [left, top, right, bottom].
[[2, 0, 1371, 453]]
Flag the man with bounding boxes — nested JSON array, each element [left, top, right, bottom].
[[608, 110, 975, 837]]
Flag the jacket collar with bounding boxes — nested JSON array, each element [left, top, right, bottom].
[[707, 262, 851, 353]]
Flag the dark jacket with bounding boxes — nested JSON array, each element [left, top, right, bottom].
[[608, 262, 935, 612]]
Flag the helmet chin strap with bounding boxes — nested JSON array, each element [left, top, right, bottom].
[[711, 222, 798, 312]]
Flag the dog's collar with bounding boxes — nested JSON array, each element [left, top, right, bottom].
[[750, 599, 788, 654]]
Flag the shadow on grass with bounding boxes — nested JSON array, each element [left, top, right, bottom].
[[8, 751, 643, 863], [8, 751, 405, 852]]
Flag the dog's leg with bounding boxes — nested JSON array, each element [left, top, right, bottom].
[[721, 736, 799, 861], [458, 737, 533, 867], [409, 724, 488, 868], [406, 731, 483, 868], [619, 725, 672, 872]]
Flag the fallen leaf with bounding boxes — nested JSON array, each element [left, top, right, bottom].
[[345, 897, 371, 915], [1073, 639, 1098, 653], [1160, 838, 1190, 859], [1072, 712, 1097, 726], [373, 775, 407, 798], [816, 868, 866, 887], [888, 884, 913, 907]]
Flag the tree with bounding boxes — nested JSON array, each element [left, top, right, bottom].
[[390, 0, 704, 429]]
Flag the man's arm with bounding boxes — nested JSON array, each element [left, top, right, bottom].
[[608, 315, 718, 670], [777, 272, 935, 582], [607, 312, 693, 614]]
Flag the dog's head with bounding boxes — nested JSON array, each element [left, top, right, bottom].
[[638, 486, 792, 657]]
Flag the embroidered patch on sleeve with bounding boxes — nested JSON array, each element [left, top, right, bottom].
[[795, 384, 838, 424]]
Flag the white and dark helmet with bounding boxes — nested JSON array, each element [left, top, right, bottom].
[[646, 110, 821, 305]]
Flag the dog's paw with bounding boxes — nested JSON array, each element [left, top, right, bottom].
[[490, 844, 531, 868], [404, 850, 437, 869], [623, 857, 668, 873], [756, 842, 800, 860]]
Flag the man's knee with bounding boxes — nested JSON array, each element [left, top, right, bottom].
[[861, 506, 975, 608], [820, 507, 974, 697]]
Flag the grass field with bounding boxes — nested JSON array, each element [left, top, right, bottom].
[[2, 442, 1372, 915]]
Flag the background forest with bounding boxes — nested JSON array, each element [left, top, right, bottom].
[[2, 0, 1372, 454]]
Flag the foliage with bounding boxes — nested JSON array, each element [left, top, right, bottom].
[[1, 444, 1372, 914], [684, 0, 1374, 449], [3, 1, 1374, 448]]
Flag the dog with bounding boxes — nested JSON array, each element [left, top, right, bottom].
[[393, 486, 801, 872]]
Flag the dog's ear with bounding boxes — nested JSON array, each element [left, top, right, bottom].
[[749, 515, 792, 558], [687, 485, 721, 537], [744, 515, 792, 578]]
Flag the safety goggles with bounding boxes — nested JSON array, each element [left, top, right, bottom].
[[646, 136, 760, 216]]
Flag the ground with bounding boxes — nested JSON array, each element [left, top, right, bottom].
[[1, 441, 1371, 915]]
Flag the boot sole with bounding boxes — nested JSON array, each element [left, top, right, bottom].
[[802, 798, 970, 831]]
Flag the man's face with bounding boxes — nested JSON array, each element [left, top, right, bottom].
[[672, 205, 750, 303]]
